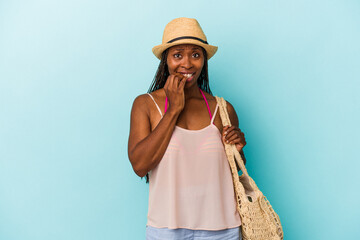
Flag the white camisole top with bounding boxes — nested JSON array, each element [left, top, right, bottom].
[[146, 92, 241, 230]]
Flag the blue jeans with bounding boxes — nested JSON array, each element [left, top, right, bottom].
[[145, 225, 242, 240]]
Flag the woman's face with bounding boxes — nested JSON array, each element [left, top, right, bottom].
[[166, 44, 205, 87]]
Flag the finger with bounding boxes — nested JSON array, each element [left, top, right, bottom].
[[227, 131, 244, 142], [175, 73, 187, 87], [171, 75, 180, 88], [235, 143, 245, 152], [225, 132, 238, 143], [224, 137, 243, 146], [227, 126, 236, 131], [172, 74, 179, 83], [166, 75, 174, 89], [174, 73, 185, 81], [175, 72, 187, 79], [224, 126, 235, 134], [232, 139, 244, 146], [170, 74, 180, 89], [227, 132, 246, 143], [222, 125, 230, 134], [223, 126, 236, 137], [174, 72, 184, 79], [176, 74, 186, 89], [227, 134, 242, 143], [179, 76, 186, 89], [233, 138, 246, 146], [225, 130, 238, 139], [229, 138, 246, 146]]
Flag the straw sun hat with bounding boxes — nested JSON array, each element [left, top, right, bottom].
[[152, 17, 218, 60]]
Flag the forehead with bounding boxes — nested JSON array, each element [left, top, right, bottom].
[[168, 44, 202, 51]]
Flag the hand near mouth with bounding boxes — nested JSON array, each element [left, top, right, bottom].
[[163, 72, 187, 114]]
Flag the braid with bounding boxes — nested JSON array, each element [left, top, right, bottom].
[[142, 47, 212, 184]]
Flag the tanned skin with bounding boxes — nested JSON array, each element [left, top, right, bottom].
[[128, 44, 247, 177]]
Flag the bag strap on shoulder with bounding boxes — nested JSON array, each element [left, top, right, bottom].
[[214, 96, 249, 176]]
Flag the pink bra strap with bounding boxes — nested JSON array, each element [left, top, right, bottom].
[[164, 88, 212, 119], [199, 88, 212, 119], [165, 97, 168, 113]]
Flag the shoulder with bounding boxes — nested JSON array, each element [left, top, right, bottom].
[[132, 93, 149, 107], [131, 89, 167, 118], [225, 100, 239, 127], [216, 97, 238, 127], [205, 92, 235, 113], [225, 100, 236, 114], [132, 89, 163, 105], [130, 95, 147, 121], [131, 93, 153, 116], [146, 89, 166, 102]]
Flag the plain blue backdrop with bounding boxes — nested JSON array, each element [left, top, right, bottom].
[[0, 0, 359, 239]]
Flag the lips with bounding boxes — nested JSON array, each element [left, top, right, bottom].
[[179, 72, 195, 78]]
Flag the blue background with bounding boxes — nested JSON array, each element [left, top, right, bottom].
[[1, 0, 359, 239]]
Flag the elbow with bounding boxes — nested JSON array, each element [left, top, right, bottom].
[[132, 162, 147, 178], [136, 169, 148, 178], [129, 152, 150, 178]]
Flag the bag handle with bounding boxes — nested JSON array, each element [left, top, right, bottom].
[[215, 96, 249, 177]]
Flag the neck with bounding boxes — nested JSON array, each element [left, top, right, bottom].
[[184, 84, 202, 100]]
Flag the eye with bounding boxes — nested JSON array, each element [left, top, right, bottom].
[[193, 53, 200, 58], [174, 53, 181, 58]]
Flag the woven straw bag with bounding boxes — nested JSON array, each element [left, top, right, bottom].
[[215, 96, 284, 240]]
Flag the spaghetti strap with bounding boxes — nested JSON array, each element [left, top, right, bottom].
[[147, 93, 163, 118], [210, 103, 219, 124]]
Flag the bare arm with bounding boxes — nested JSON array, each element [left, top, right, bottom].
[[128, 72, 187, 177], [225, 100, 247, 165], [128, 95, 181, 177]]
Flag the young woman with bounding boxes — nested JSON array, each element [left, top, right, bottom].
[[128, 17, 247, 240]]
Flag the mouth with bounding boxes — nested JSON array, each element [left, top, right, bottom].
[[179, 72, 195, 79]]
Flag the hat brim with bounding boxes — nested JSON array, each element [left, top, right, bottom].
[[152, 39, 218, 60]]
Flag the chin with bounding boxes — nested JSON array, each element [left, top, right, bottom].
[[185, 79, 198, 87]]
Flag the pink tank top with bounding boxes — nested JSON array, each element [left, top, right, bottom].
[[146, 89, 241, 230]]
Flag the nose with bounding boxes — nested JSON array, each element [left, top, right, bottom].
[[180, 55, 193, 69]]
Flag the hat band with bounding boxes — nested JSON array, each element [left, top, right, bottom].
[[167, 36, 208, 44]]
